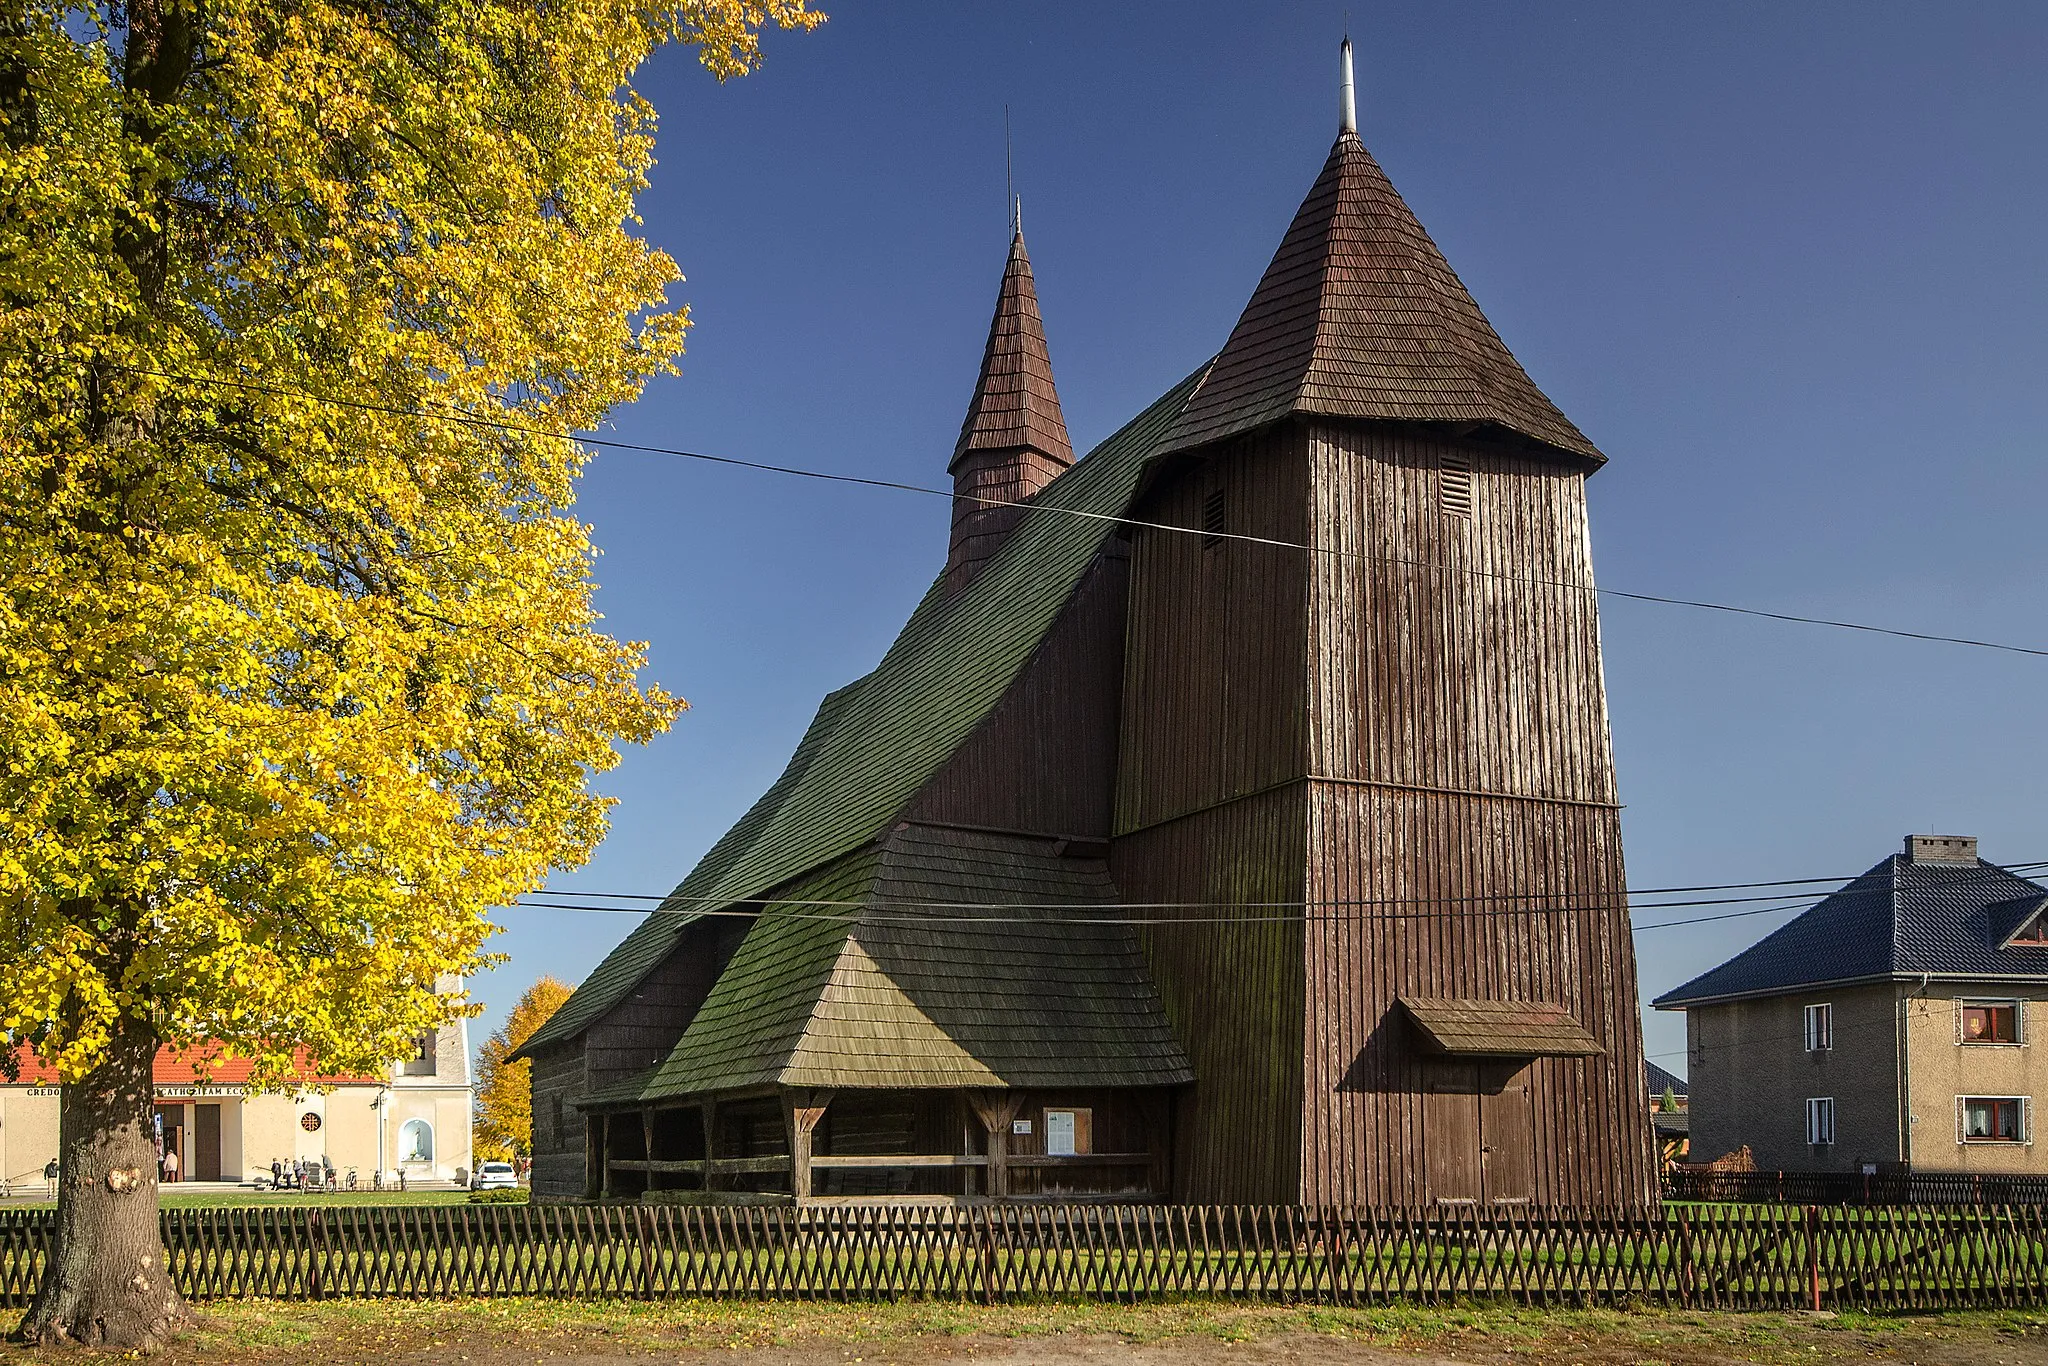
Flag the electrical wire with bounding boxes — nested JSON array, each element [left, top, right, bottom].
[[497, 861, 2048, 933], [94, 362, 2048, 662]]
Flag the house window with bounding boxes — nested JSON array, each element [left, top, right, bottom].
[[1961, 1001, 2020, 1045], [400, 1031, 437, 1077], [2011, 913, 2048, 945], [1805, 1097, 1835, 1146], [1961, 1097, 2027, 1143], [1044, 1108, 1093, 1157], [1803, 1003, 1833, 1052]]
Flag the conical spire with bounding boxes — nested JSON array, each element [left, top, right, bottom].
[[951, 227, 1073, 473], [945, 227, 1075, 592], [1162, 56, 1602, 466]]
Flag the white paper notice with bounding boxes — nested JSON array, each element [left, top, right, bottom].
[[1045, 1110, 1077, 1156]]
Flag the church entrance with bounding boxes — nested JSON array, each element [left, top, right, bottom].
[[1422, 1061, 1536, 1206]]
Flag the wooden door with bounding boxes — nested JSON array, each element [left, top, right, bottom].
[[1479, 1077, 1536, 1205], [1423, 1064, 1483, 1205], [194, 1103, 223, 1183]]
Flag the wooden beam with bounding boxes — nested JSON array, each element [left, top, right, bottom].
[[784, 1088, 833, 1205], [810, 1154, 991, 1169], [642, 1108, 658, 1193], [966, 1090, 1024, 1200], [701, 1100, 719, 1193]]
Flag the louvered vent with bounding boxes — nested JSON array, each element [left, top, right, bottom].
[[1201, 488, 1227, 550], [1439, 452, 1474, 519]]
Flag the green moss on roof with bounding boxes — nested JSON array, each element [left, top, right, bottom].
[[528, 365, 1207, 1059], [590, 826, 1193, 1104]]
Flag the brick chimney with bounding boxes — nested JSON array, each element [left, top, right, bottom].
[[944, 226, 1073, 594], [1904, 834, 1978, 864]]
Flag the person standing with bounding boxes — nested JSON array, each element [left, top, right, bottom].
[[44, 1158, 58, 1198], [161, 1147, 179, 1184]]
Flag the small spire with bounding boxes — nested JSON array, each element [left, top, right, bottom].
[[1339, 37, 1357, 135], [1012, 195, 1022, 237]]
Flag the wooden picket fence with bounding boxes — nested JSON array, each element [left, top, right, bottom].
[[6, 1202, 2048, 1311]]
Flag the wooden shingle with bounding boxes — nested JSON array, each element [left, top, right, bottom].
[[1164, 132, 1602, 466]]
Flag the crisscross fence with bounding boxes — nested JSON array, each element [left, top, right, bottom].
[[5, 1202, 2048, 1311]]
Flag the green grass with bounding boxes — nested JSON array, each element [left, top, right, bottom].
[[13, 1296, 2044, 1364]]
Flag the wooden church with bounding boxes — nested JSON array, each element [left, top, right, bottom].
[[518, 43, 1655, 1210]]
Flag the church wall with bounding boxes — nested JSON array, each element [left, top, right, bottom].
[[1299, 422, 1653, 1208], [1112, 425, 1312, 1203], [531, 919, 751, 1201], [904, 547, 1129, 840]]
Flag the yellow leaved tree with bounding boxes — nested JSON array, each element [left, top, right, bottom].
[[0, 0, 820, 1347], [474, 975, 576, 1161]]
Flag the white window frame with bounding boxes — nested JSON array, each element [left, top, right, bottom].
[[1805, 1096, 1835, 1146], [1957, 1095, 2031, 1145], [1957, 998, 2024, 1047], [1803, 1003, 1833, 1052]]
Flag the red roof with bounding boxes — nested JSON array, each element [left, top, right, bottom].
[[8, 1044, 372, 1088]]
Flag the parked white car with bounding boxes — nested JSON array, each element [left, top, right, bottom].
[[470, 1161, 520, 1191]]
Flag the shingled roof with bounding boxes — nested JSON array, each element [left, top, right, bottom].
[[1653, 849, 2048, 1008], [585, 826, 1193, 1102], [951, 229, 1073, 472], [1163, 131, 1602, 467], [519, 365, 1210, 1059]]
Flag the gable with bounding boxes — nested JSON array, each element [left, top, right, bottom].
[[534, 365, 1209, 1059]]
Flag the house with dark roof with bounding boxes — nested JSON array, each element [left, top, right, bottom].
[[1655, 835, 2048, 1175], [516, 43, 1654, 1210]]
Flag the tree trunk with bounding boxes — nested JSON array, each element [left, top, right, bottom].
[[16, 1019, 191, 1348]]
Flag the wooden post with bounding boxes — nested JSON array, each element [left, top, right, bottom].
[[596, 1112, 614, 1200], [642, 1108, 658, 1194], [1805, 1204, 1823, 1311], [701, 1100, 719, 1193], [783, 1089, 833, 1205], [968, 1091, 1023, 1202]]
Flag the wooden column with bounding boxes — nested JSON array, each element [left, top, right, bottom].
[[783, 1089, 834, 1205], [586, 1109, 605, 1200], [968, 1091, 1024, 1201], [641, 1108, 658, 1193], [596, 1112, 613, 1200], [700, 1101, 719, 1193]]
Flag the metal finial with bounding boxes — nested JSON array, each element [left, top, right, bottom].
[[1013, 196, 1022, 237], [1339, 37, 1357, 135]]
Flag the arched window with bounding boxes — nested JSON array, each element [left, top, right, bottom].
[[399, 1118, 434, 1164]]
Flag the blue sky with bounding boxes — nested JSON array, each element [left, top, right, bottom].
[[472, 4, 2048, 1081]]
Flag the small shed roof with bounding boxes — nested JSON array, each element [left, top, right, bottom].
[[583, 826, 1193, 1105], [1653, 851, 2048, 1008], [1398, 997, 1604, 1058]]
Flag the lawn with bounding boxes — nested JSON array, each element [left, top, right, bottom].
[[5, 1298, 2048, 1365]]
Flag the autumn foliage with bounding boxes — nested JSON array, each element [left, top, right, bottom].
[[474, 976, 576, 1161], [0, 0, 820, 1345]]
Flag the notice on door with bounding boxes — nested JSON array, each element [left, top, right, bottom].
[[1045, 1110, 1076, 1156]]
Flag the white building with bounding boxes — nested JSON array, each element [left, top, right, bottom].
[[3, 1011, 472, 1190]]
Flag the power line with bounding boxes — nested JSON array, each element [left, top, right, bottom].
[[512, 861, 2048, 917], [100, 362, 2048, 663], [499, 861, 2048, 933]]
